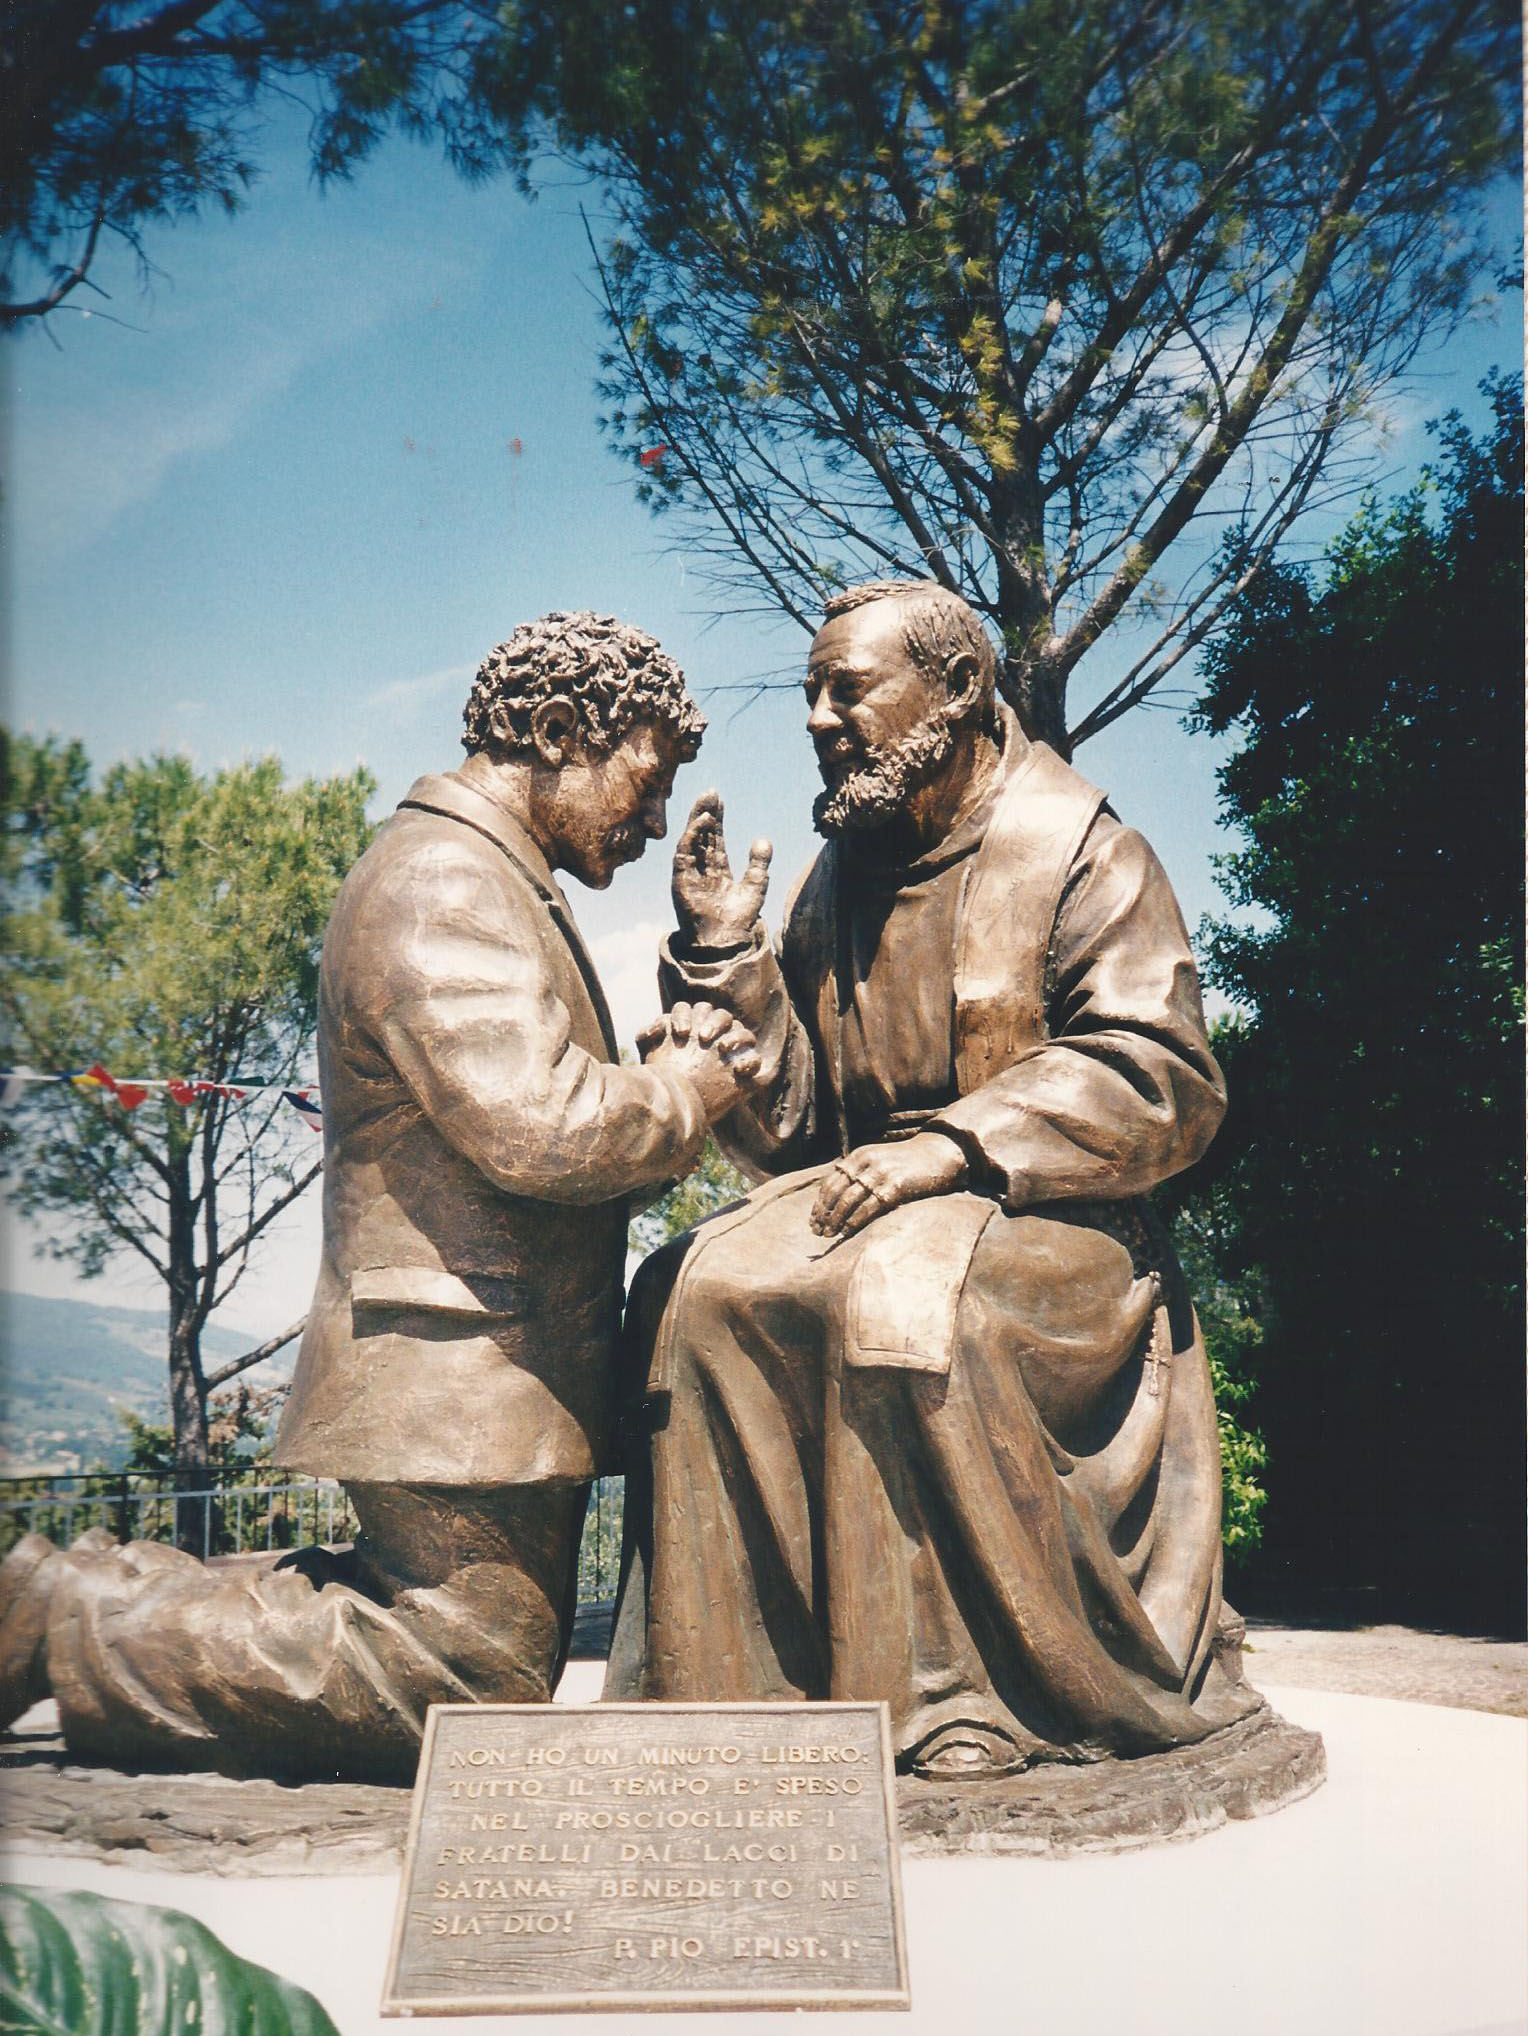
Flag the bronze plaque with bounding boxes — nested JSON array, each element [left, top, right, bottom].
[[381, 1701, 909, 2015]]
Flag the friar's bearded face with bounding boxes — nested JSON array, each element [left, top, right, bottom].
[[805, 601, 957, 839], [811, 714, 955, 837]]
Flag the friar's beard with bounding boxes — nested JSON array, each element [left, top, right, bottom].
[[812, 713, 955, 838]]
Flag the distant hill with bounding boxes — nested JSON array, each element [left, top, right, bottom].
[[0, 1292, 293, 1474]]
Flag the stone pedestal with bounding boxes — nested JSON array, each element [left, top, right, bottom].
[[1, 1695, 1323, 1875], [898, 1701, 1325, 1856]]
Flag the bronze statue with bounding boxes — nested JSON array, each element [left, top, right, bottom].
[[0, 613, 757, 1782], [607, 580, 1262, 1779]]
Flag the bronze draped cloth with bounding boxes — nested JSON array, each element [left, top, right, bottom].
[[607, 726, 1261, 1765]]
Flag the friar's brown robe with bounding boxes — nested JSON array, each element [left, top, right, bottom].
[[608, 712, 1262, 1766]]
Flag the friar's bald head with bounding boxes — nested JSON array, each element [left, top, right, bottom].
[[820, 581, 998, 721]]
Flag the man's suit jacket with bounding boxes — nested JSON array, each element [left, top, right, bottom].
[[275, 770, 705, 1487]]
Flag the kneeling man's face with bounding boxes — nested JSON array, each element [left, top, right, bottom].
[[805, 602, 953, 837], [548, 719, 684, 890]]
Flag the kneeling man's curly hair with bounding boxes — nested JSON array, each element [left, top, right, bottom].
[[463, 612, 706, 761]]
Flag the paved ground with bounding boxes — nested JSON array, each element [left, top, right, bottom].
[[576, 1599, 1528, 1717], [1243, 1620, 1525, 1716], [5, 1634, 1523, 2032], [12, 1686, 1525, 2036]]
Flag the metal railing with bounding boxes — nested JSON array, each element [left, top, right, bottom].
[[0, 1470, 357, 1563], [575, 1475, 623, 1607], [0, 1471, 625, 1603]]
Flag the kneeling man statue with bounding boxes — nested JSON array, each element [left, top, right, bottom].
[[0, 613, 756, 1782], [608, 580, 1261, 1779]]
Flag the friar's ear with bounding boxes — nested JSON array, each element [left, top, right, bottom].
[[944, 650, 984, 720], [528, 695, 582, 767]]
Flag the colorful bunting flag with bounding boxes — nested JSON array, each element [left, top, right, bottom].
[[0, 1066, 319, 1140], [71, 1063, 148, 1110], [283, 1089, 323, 1131]]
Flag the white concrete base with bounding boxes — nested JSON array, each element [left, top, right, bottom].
[[4, 1678, 1524, 2036]]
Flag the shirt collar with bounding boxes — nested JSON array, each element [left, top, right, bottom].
[[396, 771, 561, 902]]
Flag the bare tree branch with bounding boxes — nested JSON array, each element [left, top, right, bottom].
[[203, 1317, 307, 1391], [214, 1156, 324, 1272]]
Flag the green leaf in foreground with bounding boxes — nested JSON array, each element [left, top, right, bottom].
[[0, 1884, 340, 2036]]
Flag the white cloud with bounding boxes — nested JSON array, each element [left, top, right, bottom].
[[13, 205, 487, 563], [364, 661, 475, 711], [588, 920, 669, 1050], [16, 335, 307, 559]]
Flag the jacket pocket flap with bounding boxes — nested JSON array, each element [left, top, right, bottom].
[[350, 1265, 524, 1318]]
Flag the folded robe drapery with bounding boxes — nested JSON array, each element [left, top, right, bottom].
[[608, 1173, 1258, 1764]]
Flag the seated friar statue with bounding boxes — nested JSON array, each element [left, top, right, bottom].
[[608, 579, 1262, 1782], [0, 613, 759, 1783]]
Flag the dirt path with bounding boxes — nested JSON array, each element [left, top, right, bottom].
[[1244, 1622, 1525, 1717]]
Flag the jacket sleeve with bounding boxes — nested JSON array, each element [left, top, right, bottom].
[[930, 815, 1226, 1207], [656, 906, 830, 1180], [365, 836, 708, 1204]]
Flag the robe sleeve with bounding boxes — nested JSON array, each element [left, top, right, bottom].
[[368, 836, 709, 1205], [657, 922, 828, 1180], [930, 814, 1225, 1207]]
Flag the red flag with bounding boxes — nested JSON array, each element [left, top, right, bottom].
[[75, 1065, 150, 1109], [639, 444, 671, 469], [166, 1080, 196, 1107]]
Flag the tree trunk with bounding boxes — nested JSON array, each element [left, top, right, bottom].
[[167, 1314, 213, 1555], [1004, 651, 1070, 756], [166, 1159, 213, 1555], [990, 470, 1070, 756]]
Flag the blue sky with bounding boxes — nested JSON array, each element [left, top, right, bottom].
[[4, 107, 1519, 1337]]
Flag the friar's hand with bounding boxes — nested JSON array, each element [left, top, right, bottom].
[[809, 1131, 970, 1239], [637, 999, 762, 1124], [672, 791, 772, 952]]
